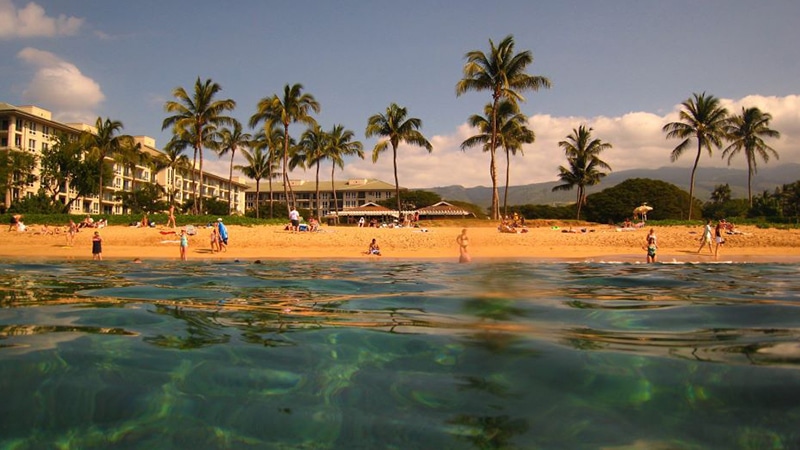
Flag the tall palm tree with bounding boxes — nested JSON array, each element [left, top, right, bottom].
[[366, 103, 431, 215], [327, 124, 364, 221], [215, 119, 252, 213], [162, 77, 235, 214], [84, 117, 132, 214], [250, 83, 320, 213], [236, 146, 270, 219], [112, 139, 145, 193], [722, 106, 781, 207], [461, 101, 533, 218], [250, 123, 285, 218], [552, 125, 612, 220], [297, 124, 328, 221], [662, 92, 729, 219], [456, 34, 551, 220]]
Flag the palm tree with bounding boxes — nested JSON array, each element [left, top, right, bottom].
[[250, 83, 320, 213], [722, 106, 781, 207], [236, 146, 270, 219], [456, 34, 551, 220], [366, 103, 431, 215], [215, 119, 252, 213], [662, 92, 729, 219], [162, 134, 193, 206], [84, 117, 132, 214], [326, 124, 364, 221], [162, 77, 235, 214], [461, 101, 533, 218], [112, 139, 145, 193], [552, 125, 612, 220], [250, 123, 284, 218], [297, 124, 328, 221]]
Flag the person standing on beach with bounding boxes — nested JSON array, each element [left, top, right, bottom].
[[92, 231, 103, 260], [66, 219, 78, 246], [645, 228, 657, 263], [456, 228, 471, 263], [217, 218, 228, 252], [166, 205, 177, 229], [698, 219, 713, 254], [289, 206, 300, 232], [179, 229, 188, 260]]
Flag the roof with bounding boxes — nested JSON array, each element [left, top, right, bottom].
[[245, 178, 402, 193], [416, 201, 474, 217], [333, 202, 399, 217]]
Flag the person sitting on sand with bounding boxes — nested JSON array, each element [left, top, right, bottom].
[[308, 217, 320, 232], [8, 214, 21, 231], [79, 215, 94, 229], [366, 238, 381, 256]]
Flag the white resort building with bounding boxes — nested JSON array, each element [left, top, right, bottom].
[[0, 102, 248, 215]]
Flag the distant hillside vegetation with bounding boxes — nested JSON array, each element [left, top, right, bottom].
[[423, 163, 800, 209]]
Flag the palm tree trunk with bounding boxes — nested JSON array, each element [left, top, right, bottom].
[[576, 189, 582, 220], [191, 147, 199, 215], [255, 179, 261, 219], [393, 145, 401, 216], [330, 164, 339, 225], [315, 161, 321, 221], [283, 124, 295, 213], [747, 162, 754, 207], [687, 145, 702, 219], [198, 146, 205, 214], [503, 147, 511, 218], [490, 95, 500, 220], [228, 150, 235, 213], [268, 169, 274, 219]]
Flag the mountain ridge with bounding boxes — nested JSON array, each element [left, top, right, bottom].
[[421, 164, 800, 209]]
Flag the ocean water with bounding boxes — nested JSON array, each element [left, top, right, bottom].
[[1, 259, 799, 449]]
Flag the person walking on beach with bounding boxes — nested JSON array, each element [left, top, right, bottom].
[[66, 219, 78, 246], [179, 229, 188, 260], [698, 219, 713, 254], [217, 218, 228, 252], [210, 225, 220, 252], [92, 231, 103, 260], [456, 228, 471, 263], [644, 228, 657, 263], [289, 206, 300, 232], [714, 220, 725, 259], [166, 204, 177, 229]]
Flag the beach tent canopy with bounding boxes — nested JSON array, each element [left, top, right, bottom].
[[416, 201, 474, 217]]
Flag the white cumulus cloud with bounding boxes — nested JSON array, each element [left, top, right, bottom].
[[0, 0, 83, 39], [328, 94, 800, 189], [17, 47, 104, 123]]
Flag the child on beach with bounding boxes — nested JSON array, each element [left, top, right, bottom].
[[179, 229, 188, 261], [92, 231, 103, 260], [366, 238, 381, 256]]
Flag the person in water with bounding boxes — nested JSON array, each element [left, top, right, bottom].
[[456, 228, 471, 263]]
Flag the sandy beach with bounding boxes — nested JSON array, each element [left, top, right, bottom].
[[3, 221, 800, 263]]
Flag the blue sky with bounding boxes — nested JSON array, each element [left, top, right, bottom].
[[2, 0, 799, 189]]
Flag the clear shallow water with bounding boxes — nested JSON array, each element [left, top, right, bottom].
[[1, 259, 800, 449]]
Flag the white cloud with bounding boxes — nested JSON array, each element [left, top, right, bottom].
[[17, 47, 104, 123], [0, 0, 83, 39], [322, 94, 800, 189]]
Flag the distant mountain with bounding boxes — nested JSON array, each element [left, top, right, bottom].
[[423, 163, 800, 209]]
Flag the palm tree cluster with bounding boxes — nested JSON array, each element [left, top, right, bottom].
[[664, 92, 781, 218]]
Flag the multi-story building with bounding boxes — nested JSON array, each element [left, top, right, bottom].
[[245, 178, 403, 217], [0, 102, 247, 215]]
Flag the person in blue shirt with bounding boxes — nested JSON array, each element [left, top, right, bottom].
[[217, 218, 228, 252]]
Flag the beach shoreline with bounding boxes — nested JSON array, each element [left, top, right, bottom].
[[2, 223, 799, 264]]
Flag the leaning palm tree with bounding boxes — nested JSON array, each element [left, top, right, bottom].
[[456, 34, 551, 220], [236, 146, 270, 219], [162, 77, 235, 214], [215, 119, 252, 213], [662, 92, 729, 219], [722, 106, 781, 207], [551, 125, 612, 220], [250, 83, 320, 213], [326, 124, 364, 222], [366, 103, 431, 215], [83, 117, 132, 214]]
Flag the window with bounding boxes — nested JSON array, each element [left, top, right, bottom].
[[28, 139, 36, 152], [15, 119, 23, 130], [14, 135, 22, 148], [42, 142, 49, 152], [29, 122, 36, 134], [42, 125, 50, 137]]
